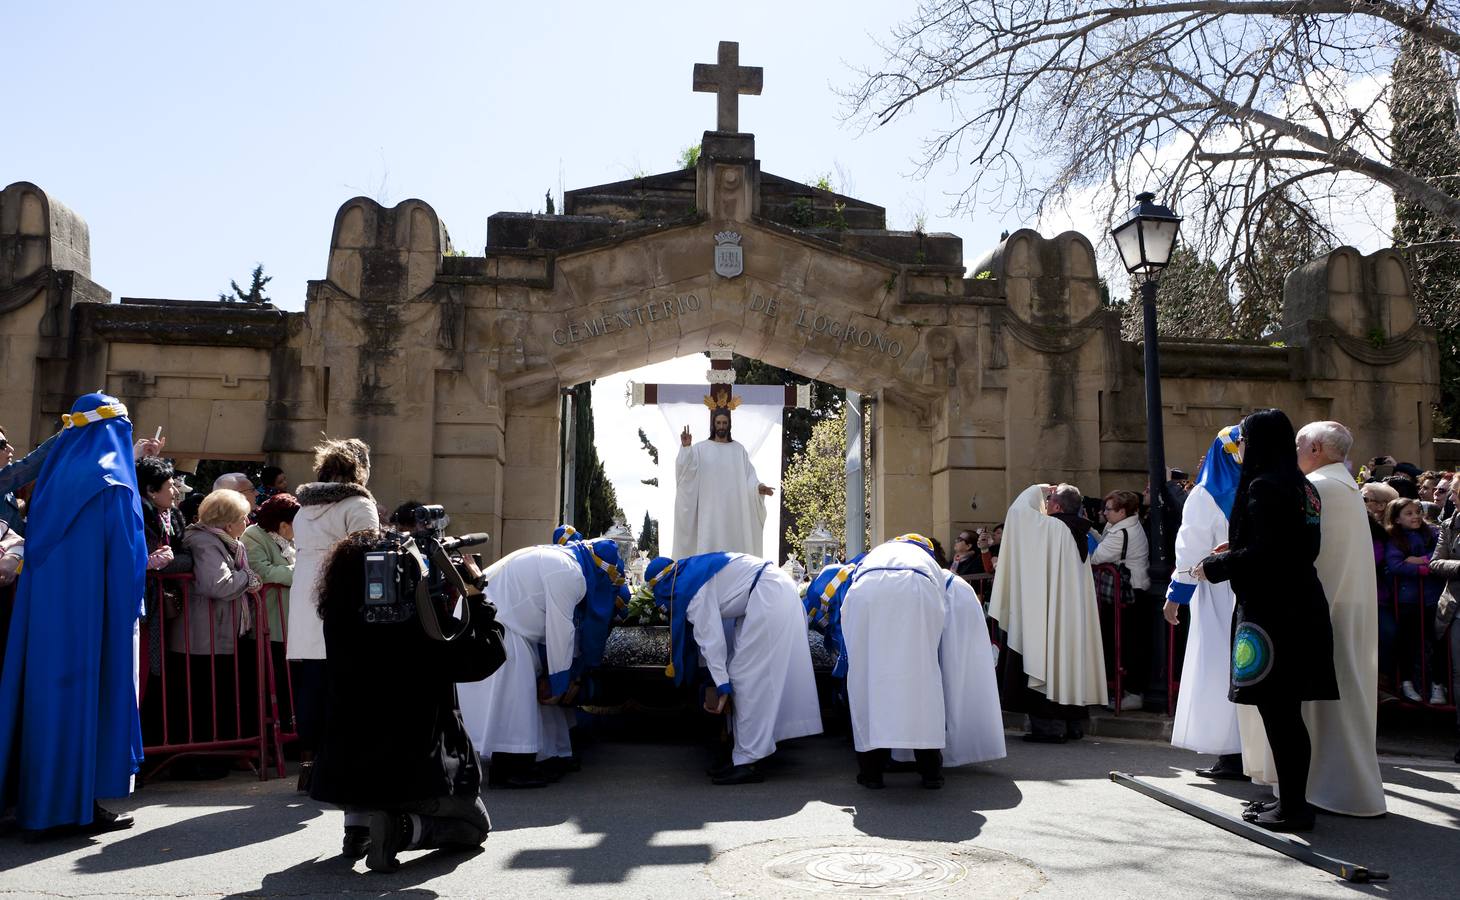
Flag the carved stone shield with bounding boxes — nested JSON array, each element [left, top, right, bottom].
[[714, 230, 743, 278]]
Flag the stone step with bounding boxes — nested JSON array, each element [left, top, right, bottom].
[[1002, 709, 1175, 743]]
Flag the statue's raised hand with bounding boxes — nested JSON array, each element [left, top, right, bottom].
[[681, 426, 692, 447]]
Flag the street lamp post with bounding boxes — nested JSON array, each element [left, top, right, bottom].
[[1111, 192, 1182, 590]]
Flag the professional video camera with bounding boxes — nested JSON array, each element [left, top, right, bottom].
[[362, 504, 493, 640]]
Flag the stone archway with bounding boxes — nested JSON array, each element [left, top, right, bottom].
[[2, 45, 1440, 562]]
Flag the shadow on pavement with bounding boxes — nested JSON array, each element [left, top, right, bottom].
[[214, 849, 484, 899], [488, 736, 1023, 884]]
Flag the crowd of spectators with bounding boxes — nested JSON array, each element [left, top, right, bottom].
[[953, 456, 1460, 723]]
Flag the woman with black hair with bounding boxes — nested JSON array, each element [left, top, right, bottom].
[[1195, 408, 1338, 832]]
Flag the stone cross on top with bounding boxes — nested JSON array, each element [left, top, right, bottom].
[[693, 41, 762, 133]]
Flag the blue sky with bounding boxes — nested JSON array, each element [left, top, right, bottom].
[[3, 1, 1025, 307], [2, 2, 1394, 549]]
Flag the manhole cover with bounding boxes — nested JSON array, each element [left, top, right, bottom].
[[709, 837, 1045, 899], [766, 846, 965, 894]]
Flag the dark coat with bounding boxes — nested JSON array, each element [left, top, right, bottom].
[[1203, 475, 1339, 705], [310, 536, 506, 808], [141, 499, 193, 575]]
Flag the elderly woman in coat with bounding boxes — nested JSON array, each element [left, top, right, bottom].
[[172, 490, 259, 746]]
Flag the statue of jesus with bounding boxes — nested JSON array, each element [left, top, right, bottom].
[[673, 407, 775, 557]]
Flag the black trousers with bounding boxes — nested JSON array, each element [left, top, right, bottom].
[[347, 795, 491, 849], [857, 748, 942, 780], [1256, 698, 1311, 815]]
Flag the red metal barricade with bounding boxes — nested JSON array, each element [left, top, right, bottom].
[[141, 573, 294, 779], [1091, 563, 1127, 714], [1385, 574, 1456, 712], [256, 582, 297, 778]]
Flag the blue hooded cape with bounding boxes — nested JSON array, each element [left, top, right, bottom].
[[553, 524, 583, 545], [562, 539, 625, 689], [645, 553, 737, 685], [805, 562, 856, 678], [1166, 423, 1242, 606], [0, 393, 147, 829]]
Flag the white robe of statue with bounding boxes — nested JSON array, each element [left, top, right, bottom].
[[685, 554, 823, 765], [457, 545, 583, 760], [842, 541, 948, 751], [987, 485, 1109, 707], [895, 572, 1007, 767], [1244, 464, 1385, 814], [1169, 486, 1243, 755], [674, 439, 766, 557]]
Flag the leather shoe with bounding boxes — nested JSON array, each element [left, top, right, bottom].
[[711, 764, 764, 785], [1196, 764, 1249, 782], [342, 825, 370, 860], [855, 773, 885, 789], [1250, 807, 1314, 832], [920, 774, 945, 790], [1022, 732, 1066, 744]]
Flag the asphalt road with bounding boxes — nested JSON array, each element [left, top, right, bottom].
[[1, 732, 1456, 899]]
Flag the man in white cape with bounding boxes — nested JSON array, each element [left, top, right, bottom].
[[987, 484, 1108, 742], [1163, 425, 1247, 779], [1280, 420, 1384, 816], [841, 535, 950, 789], [645, 552, 822, 784], [673, 408, 772, 557]]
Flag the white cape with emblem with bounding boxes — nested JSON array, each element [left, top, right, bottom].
[[673, 439, 767, 557], [1169, 485, 1244, 754], [986, 485, 1108, 707], [842, 541, 947, 751]]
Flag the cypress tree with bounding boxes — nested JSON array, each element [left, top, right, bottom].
[[1392, 34, 1460, 436]]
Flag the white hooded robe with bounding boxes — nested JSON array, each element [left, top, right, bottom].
[[896, 572, 1007, 766], [1169, 485, 1243, 755], [684, 554, 823, 765], [842, 541, 948, 751], [457, 546, 583, 759]]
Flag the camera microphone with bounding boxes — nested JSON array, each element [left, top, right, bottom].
[[440, 533, 491, 553]]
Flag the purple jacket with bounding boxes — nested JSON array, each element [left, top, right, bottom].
[[1383, 526, 1443, 606]]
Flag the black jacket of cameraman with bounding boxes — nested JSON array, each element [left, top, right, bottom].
[[310, 530, 505, 808]]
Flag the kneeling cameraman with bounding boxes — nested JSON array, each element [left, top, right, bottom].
[[310, 528, 505, 872]]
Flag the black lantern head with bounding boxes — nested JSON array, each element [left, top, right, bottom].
[[1111, 192, 1182, 278]]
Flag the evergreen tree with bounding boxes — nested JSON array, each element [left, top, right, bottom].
[[569, 382, 619, 536], [637, 427, 659, 465], [1233, 190, 1331, 339], [638, 510, 659, 558], [219, 264, 272, 305], [1392, 33, 1460, 436], [1119, 246, 1233, 340]]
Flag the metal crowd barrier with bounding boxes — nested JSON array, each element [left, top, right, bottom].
[[1384, 574, 1456, 713], [1091, 563, 1127, 714], [140, 574, 295, 779]]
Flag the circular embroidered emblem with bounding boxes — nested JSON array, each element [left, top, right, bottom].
[[1232, 622, 1274, 687]]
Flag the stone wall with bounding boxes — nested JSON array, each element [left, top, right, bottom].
[[0, 155, 1440, 559]]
